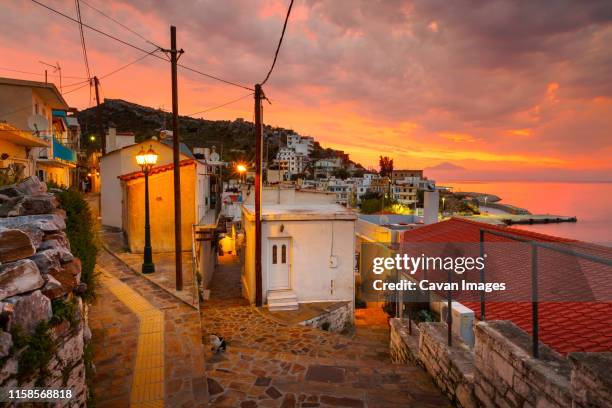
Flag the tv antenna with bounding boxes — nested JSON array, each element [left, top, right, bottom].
[[39, 61, 62, 93]]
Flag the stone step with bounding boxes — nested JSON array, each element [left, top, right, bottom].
[[267, 289, 298, 311]]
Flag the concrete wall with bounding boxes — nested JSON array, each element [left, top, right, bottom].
[[124, 163, 195, 252], [100, 140, 184, 228], [199, 239, 216, 290], [241, 213, 356, 306], [37, 163, 71, 188], [263, 219, 355, 304], [0, 138, 35, 178], [244, 187, 336, 205], [300, 301, 353, 333], [242, 207, 256, 303]]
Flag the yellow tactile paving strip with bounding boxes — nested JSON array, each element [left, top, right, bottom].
[[99, 268, 165, 408]]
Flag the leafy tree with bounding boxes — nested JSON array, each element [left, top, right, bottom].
[[379, 156, 394, 177], [332, 168, 350, 180]]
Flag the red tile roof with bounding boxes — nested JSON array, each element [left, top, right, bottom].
[[401, 218, 612, 354], [118, 159, 195, 181]]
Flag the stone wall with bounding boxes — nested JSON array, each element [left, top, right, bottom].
[[569, 352, 612, 408], [389, 318, 420, 365], [417, 323, 476, 408], [0, 177, 90, 406], [474, 321, 572, 408], [299, 301, 352, 333], [390, 318, 612, 408]]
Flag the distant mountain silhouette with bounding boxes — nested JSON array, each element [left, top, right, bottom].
[[76, 98, 362, 166], [425, 162, 466, 171]]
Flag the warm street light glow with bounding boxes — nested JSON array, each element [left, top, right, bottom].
[[135, 144, 158, 275], [236, 163, 247, 173], [136, 145, 159, 170], [89, 135, 95, 141]]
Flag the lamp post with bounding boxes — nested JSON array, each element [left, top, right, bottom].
[[483, 195, 488, 214], [236, 163, 247, 184], [442, 196, 446, 215], [136, 145, 159, 274]]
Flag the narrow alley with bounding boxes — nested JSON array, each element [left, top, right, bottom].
[[200, 255, 451, 408]]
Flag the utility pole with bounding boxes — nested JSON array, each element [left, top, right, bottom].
[[93, 76, 104, 155], [254, 84, 263, 307], [170, 26, 183, 291]]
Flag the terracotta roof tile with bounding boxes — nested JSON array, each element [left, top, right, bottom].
[[402, 218, 612, 354]]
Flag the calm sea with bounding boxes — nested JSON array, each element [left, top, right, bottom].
[[441, 181, 612, 246]]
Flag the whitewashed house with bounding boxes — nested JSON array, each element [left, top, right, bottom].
[[241, 189, 357, 312]]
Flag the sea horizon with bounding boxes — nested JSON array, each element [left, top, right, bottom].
[[440, 180, 612, 246]]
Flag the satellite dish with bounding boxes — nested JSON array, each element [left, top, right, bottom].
[[27, 114, 49, 133]]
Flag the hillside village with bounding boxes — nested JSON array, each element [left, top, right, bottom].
[[1, 77, 610, 407]]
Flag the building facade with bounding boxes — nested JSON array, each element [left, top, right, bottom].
[[0, 77, 77, 187]]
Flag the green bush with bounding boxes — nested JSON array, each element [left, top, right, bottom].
[[50, 297, 79, 326], [56, 189, 99, 301], [11, 322, 54, 385]]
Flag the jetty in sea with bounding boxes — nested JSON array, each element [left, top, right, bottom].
[[458, 213, 578, 227]]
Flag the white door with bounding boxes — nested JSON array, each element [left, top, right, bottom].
[[268, 238, 291, 290]]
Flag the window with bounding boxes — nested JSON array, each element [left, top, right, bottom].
[[272, 245, 277, 264], [281, 245, 287, 264]]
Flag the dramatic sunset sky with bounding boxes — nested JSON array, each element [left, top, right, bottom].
[[1, 0, 611, 181]]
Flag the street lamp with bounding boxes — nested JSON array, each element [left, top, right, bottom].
[[136, 145, 158, 274], [483, 195, 488, 214], [236, 162, 247, 183]]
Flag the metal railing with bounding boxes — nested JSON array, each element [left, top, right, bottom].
[[479, 228, 612, 358]]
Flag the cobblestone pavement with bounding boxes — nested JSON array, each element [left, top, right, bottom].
[[90, 249, 208, 407], [201, 255, 451, 408]]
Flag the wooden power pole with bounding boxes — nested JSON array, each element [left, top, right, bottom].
[[93, 76, 104, 155], [169, 26, 183, 291], [254, 84, 263, 307]]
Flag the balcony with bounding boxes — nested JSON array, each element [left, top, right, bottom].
[[52, 136, 77, 163]]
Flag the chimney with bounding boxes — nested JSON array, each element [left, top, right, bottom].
[[423, 190, 439, 225]]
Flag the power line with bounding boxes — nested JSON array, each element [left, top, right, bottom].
[[75, 0, 92, 80], [99, 48, 164, 79], [187, 93, 253, 117], [30, 0, 252, 91], [79, 0, 163, 49], [177, 64, 253, 91], [63, 81, 91, 95], [0, 67, 87, 80], [30, 0, 161, 57], [261, 0, 294, 85], [62, 78, 91, 88]]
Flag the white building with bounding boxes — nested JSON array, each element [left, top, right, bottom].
[[241, 189, 356, 314], [314, 157, 342, 178], [0, 77, 77, 187], [105, 126, 136, 153], [274, 147, 306, 175], [286, 133, 314, 156], [323, 177, 355, 206]]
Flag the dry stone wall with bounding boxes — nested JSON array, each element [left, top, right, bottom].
[[390, 318, 612, 408], [0, 177, 90, 407]]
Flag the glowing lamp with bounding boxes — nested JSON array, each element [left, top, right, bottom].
[[136, 145, 158, 171]]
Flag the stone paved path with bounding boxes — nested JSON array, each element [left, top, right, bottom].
[[201, 255, 451, 408], [90, 249, 207, 407]]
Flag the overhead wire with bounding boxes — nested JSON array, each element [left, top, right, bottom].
[[261, 0, 294, 85], [0, 67, 87, 80], [99, 48, 165, 79], [30, 0, 252, 91], [74, 0, 92, 80], [79, 0, 163, 49]]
